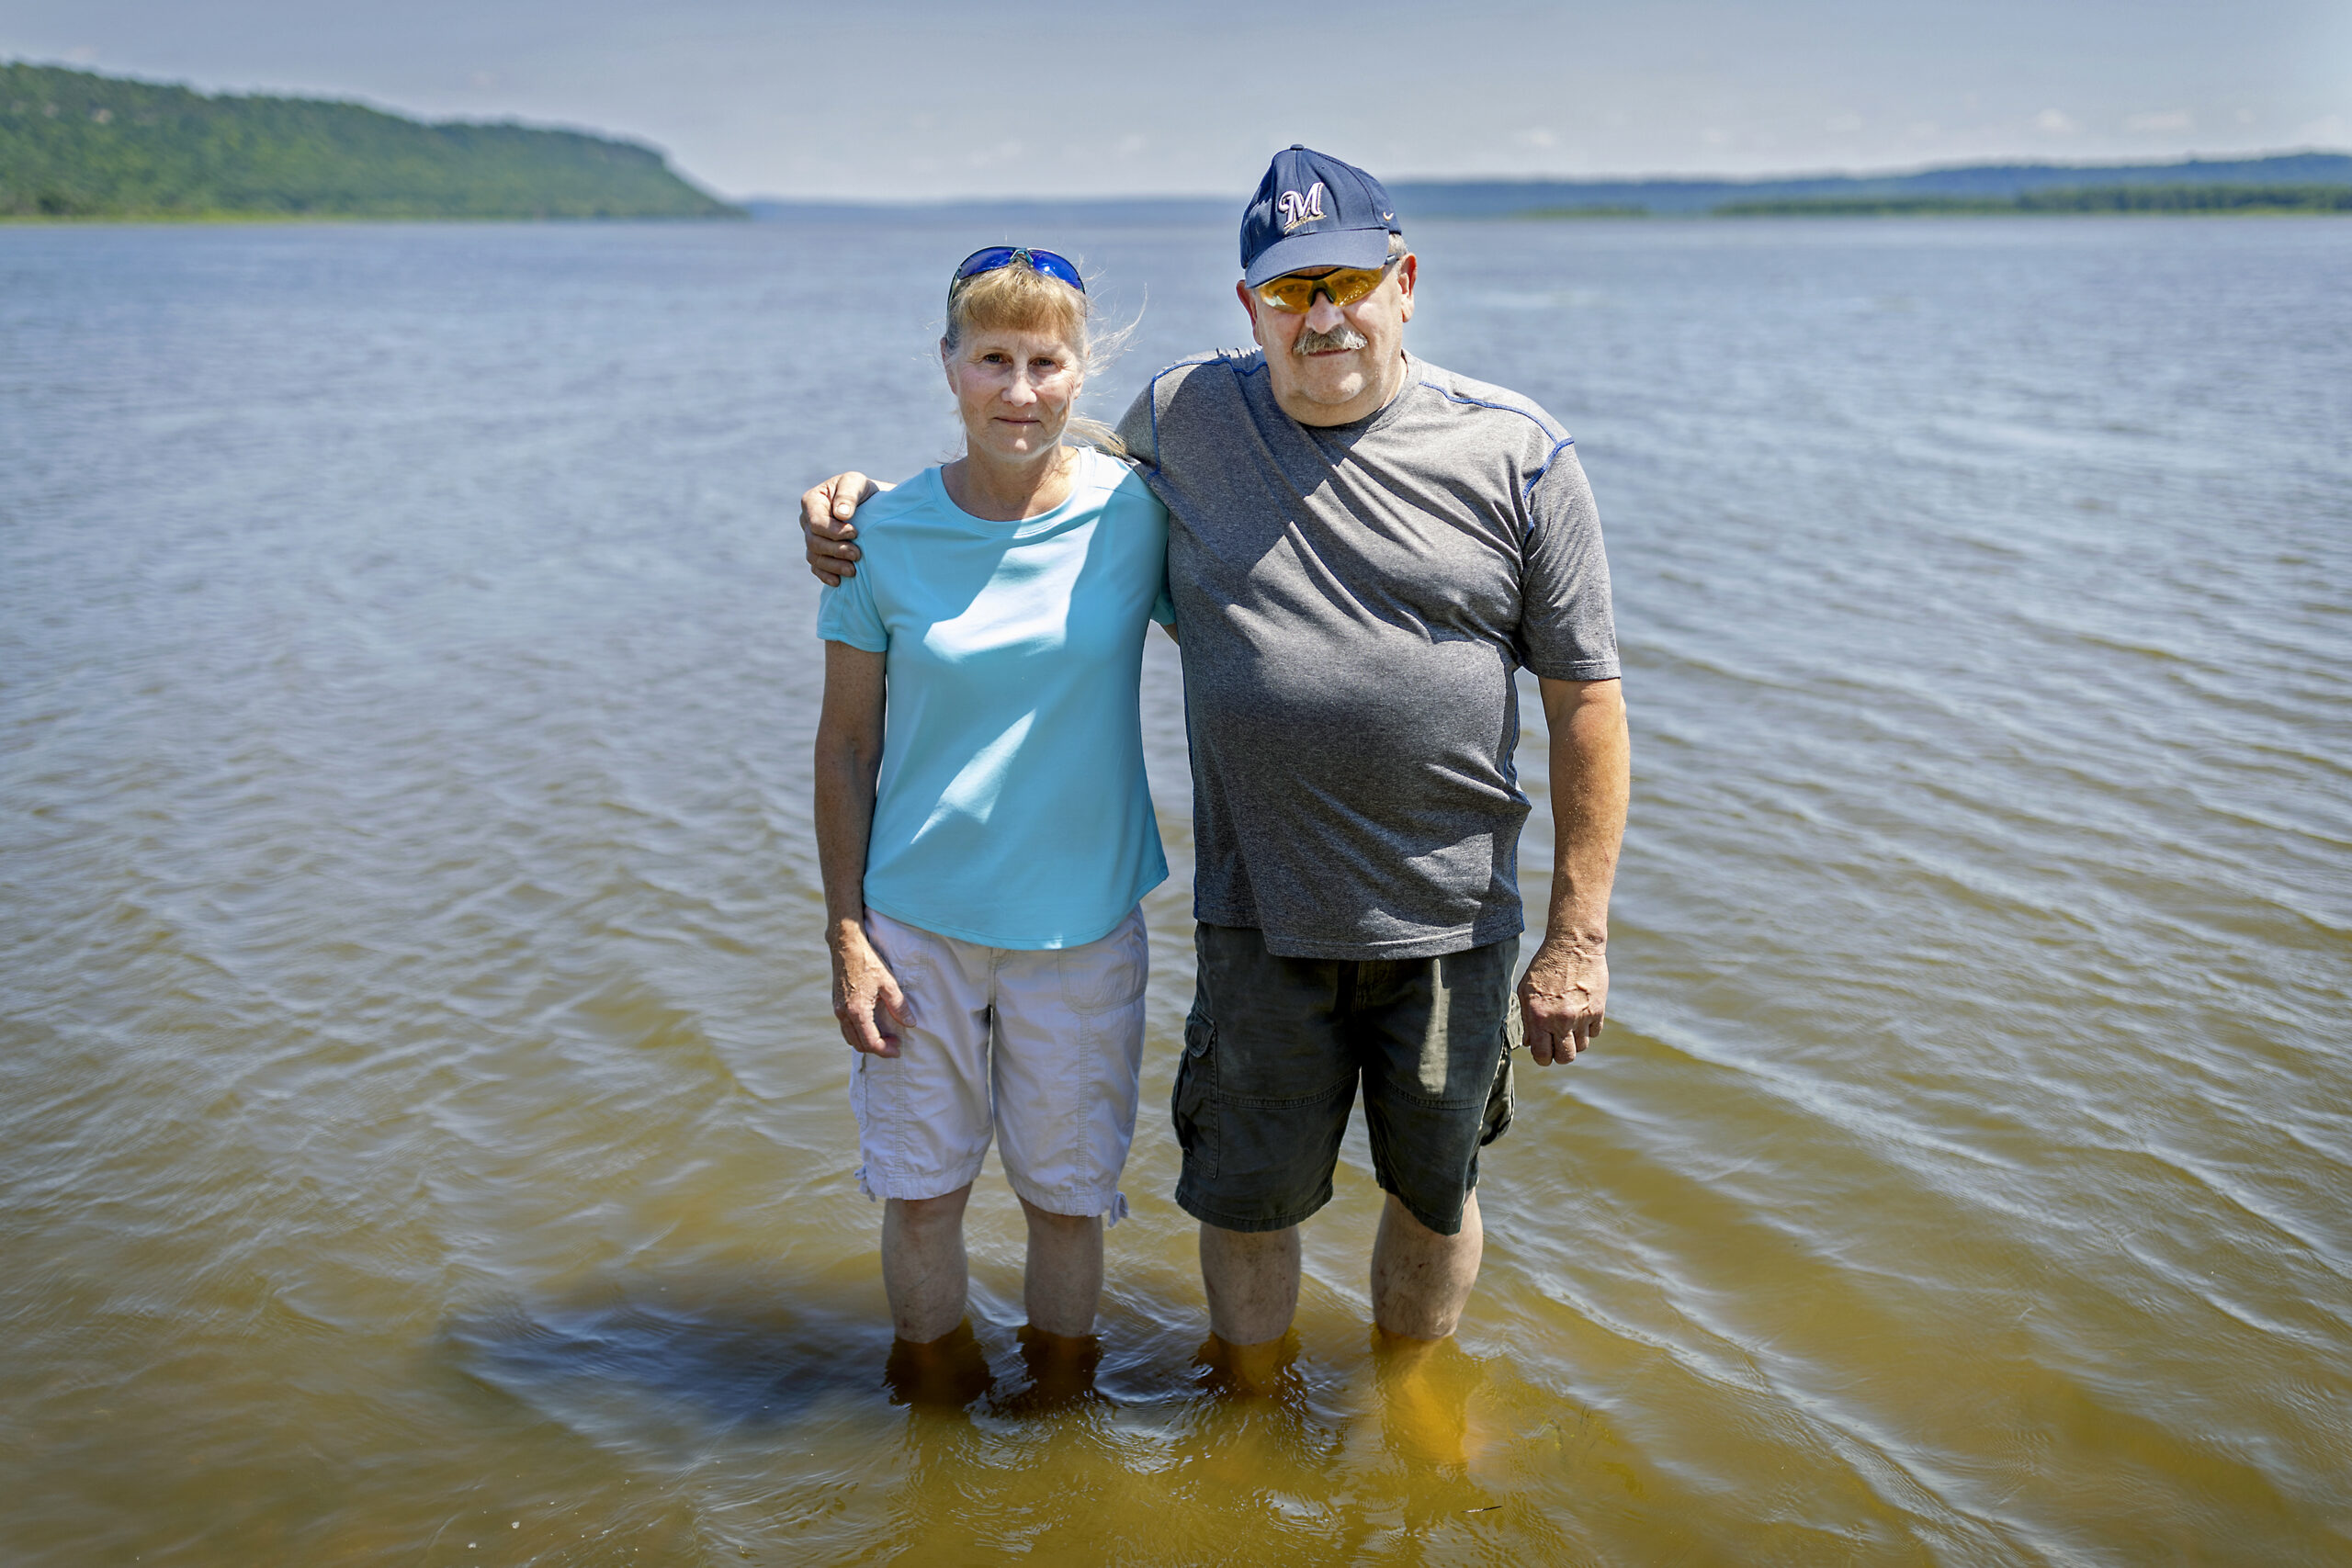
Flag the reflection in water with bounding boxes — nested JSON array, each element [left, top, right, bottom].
[[3, 216, 2347, 1563]]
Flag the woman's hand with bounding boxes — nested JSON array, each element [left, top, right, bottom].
[[830, 919, 910, 1056]]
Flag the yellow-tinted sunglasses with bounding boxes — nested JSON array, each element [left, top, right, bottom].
[[1253, 256, 1398, 313]]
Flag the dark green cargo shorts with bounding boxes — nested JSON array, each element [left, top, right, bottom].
[[1170, 922, 1520, 1237]]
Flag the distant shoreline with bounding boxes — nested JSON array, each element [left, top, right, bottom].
[[733, 157, 2352, 226], [1392, 153, 2352, 221], [1518, 206, 2352, 221], [1703, 186, 2352, 219]]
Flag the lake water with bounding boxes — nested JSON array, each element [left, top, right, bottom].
[[2, 213, 2347, 1566]]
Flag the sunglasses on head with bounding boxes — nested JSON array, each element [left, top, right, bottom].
[[1253, 255, 1398, 313], [950, 246, 1086, 295]]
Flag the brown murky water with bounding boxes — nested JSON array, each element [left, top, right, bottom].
[[3, 216, 2347, 1565]]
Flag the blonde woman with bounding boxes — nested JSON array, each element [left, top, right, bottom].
[[812, 247, 1171, 1383]]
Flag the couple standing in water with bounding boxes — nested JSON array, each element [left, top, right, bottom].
[[808, 147, 1629, 1400]]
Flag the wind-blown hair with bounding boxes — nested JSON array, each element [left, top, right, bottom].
[[944, 256, 1134, 457]]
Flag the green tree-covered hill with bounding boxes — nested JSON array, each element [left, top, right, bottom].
[[1, 62, 741, 219]]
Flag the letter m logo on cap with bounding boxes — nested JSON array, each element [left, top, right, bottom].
[[1276, 182, 1327, 232], [1241, 146, 1396, 286]]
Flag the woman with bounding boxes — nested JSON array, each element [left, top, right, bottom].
[[811, 247, 1171, 1379]]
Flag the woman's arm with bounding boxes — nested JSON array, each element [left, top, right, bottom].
[[813, 640, 908, 1055]]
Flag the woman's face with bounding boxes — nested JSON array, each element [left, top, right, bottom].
[[943, 323, 1082, 463]]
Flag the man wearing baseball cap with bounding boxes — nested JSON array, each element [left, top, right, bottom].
[[802, 145, 1628, 1380]]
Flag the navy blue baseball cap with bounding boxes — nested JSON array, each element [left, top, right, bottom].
[[1240, 144, 1400, 288]]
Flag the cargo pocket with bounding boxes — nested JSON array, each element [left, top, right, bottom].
[[1478, 1012, 1518, 1148], [1170, 1007, 1220, 1179]]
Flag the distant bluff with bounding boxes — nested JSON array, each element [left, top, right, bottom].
[[0, 62, 741, 220]]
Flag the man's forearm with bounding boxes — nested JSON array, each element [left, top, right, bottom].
[[1540, 678, 1629, 947]]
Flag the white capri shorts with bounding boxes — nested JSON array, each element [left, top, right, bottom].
[[850, 906, 1148, 1220]]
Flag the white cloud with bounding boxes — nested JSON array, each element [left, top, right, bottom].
[[2034, 108, 2077, 134], [2124, 109, 2193, 133], [963, 139, 1025, 168]]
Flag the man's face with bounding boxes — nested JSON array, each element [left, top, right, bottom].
[[1238, 252, 1417, 426]]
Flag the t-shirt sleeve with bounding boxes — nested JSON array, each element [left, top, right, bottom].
[[815, 558, 888, 651], [1519, 447, 1622, 682], [1142, 491, 1176, 626], [1114, 386, 1158, 469]]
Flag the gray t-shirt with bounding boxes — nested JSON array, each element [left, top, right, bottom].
[[1118, 349, 1619, 961]]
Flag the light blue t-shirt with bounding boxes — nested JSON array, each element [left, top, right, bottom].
[[816, 447, 1175, 950]]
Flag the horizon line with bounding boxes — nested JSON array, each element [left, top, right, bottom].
[[730, 146, 2352, 208]]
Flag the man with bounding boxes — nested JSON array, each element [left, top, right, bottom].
[[802, 146, 1628, 1375]]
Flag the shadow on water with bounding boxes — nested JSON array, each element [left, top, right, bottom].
[[438, 1273, 1274, 1440], [444, 1285, 900, 1438]]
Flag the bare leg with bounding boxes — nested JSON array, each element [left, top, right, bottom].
[[1197, 1223, 1301, 1392], [1370, 1190, 1483, 1340], [1018, 1197, 1103, 1338], [881, 1184, 973, 1343], [1200, 1221, 1300, 1343]]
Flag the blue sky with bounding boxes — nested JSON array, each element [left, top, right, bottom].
[[6, 0, 2348, 199]]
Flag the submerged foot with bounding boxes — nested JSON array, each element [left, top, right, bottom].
[[995, 1325, 1106, 1414], [1195, 1329, 1301, 1398], [1370, 1327, 1480, 1468], [882, 1317, 993, 1409]]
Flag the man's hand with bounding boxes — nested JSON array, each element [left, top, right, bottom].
[[829, 918, 910, 1056], [1522, 676, 1627, 1067], [1518, 938, 1606, 1066], [801, 472, 880, 587]]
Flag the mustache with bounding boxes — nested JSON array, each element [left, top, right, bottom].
[[1292, 322, 1369, 355]]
